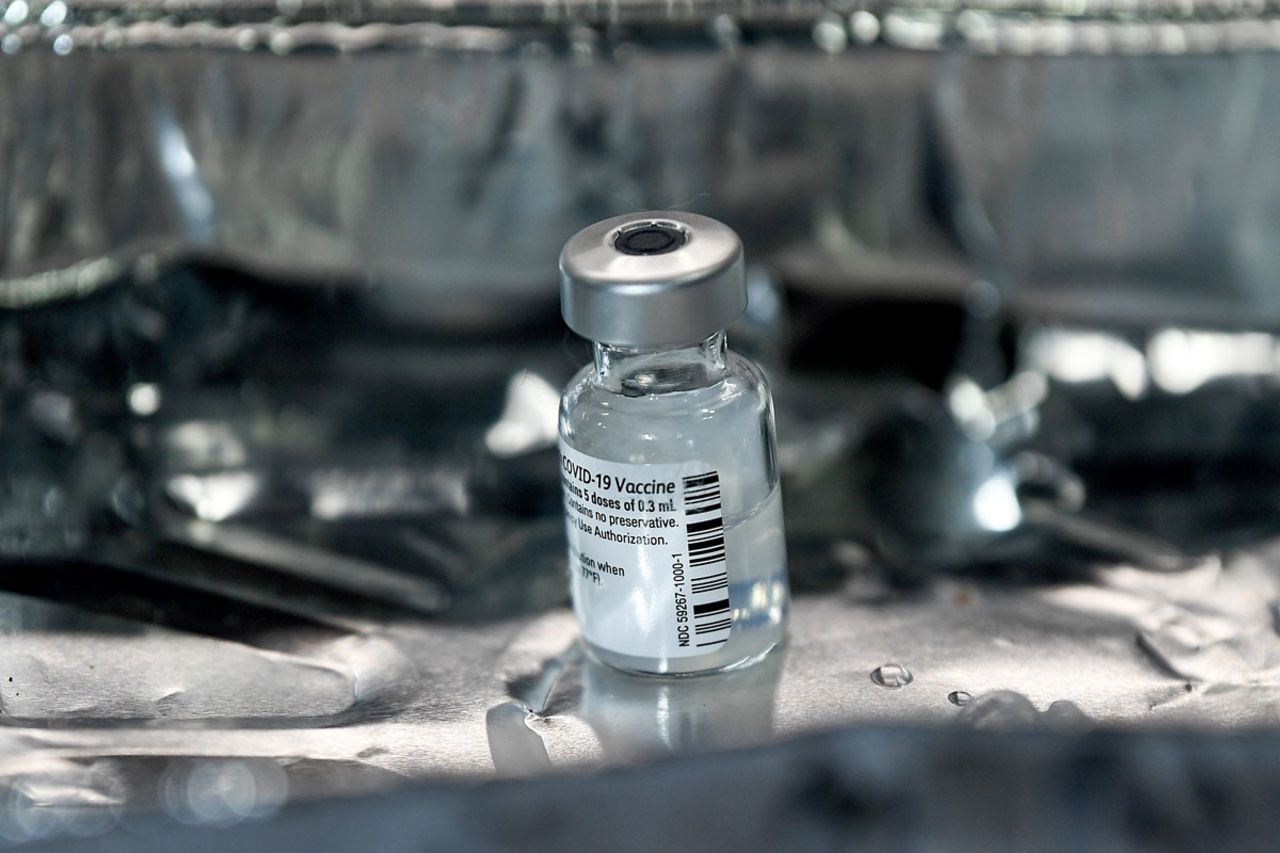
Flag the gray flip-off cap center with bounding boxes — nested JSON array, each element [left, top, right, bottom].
[[559, 210, 746, 347]]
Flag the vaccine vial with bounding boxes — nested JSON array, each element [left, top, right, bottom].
[[558, 211, 790, 676]]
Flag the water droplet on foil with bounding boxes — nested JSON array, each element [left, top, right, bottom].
[[870, 663, 913, 688], [956, 690, 1038, 729]]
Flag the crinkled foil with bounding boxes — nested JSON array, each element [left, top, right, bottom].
[[5, 259, 1280, 844], [6, 0, 1280, 327], [7, 0, 1280, 845]]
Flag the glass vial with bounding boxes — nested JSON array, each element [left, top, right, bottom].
[[558, 211, 790, 676]]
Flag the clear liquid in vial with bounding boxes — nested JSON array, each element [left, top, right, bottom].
[[561, 350, 789, 675]]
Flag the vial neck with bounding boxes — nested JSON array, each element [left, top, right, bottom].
[[593, 332, 728, 396]]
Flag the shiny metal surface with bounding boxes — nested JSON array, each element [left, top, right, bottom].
[[6, 27, 1280, 330], [6, 0, 1280, 841], [10, 272, 1280, 846], [4, 256, 1280, 849], [4, 539, 1280, 843]]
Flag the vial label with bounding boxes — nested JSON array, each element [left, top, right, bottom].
[[559, 442, 732, 659]]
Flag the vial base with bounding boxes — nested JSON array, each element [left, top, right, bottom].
[[582, 619, 785, 677]]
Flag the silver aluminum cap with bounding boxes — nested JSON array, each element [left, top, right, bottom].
[[559, 210, 746, 347]]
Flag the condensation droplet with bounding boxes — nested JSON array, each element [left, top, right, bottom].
[[51, 33, 72, 54], [710, 14, 741, 49], [268, 31, 294, 54], [570, 33, 594, 65], [1043, 699, 1090, 729], [947, 690, 972, 706], [812, 15, 848, 53], [850, 10, 880, 44], [39, 0, 66, 27], [955, 690, 1038, 729], [1, 32, 21, 53], [870, 663, 913, 688], [3, 0, 29, 26], [42, 487, 66, 518], [161, 759, 288, 827], [127, 382, 162, 417]]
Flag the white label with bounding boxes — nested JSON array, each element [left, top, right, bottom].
[[559, 442, 732, 659]]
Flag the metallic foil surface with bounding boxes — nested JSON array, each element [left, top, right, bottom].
[[6, 0, 1280, 327]]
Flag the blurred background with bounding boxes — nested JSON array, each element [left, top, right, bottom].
[[7, 0, 1280, 848]]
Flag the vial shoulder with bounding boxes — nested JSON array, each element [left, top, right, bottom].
[[558, 361, 598, 420], [559, 350, 773, 416], [723, 348, 774, 394], [558, 349, 776, 460]]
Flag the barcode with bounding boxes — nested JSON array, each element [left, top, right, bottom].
[[683, 471, 731, 648]]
